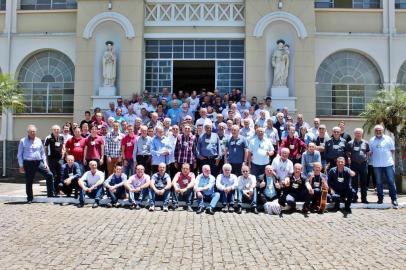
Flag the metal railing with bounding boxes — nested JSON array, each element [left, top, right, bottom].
[[20, 0, 77, 10]]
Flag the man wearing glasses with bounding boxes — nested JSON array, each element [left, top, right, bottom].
[[369, 125, 398, 207]]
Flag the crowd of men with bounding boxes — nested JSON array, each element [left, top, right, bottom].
[[17, 87, 399, 215]]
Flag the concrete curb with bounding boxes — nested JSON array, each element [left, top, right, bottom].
[[0, 195, 404, 209]]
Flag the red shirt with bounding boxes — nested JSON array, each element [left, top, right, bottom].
[[121, 134, 137, 160], [175, 172, 195, 189], [66, 136, 86, 162], [85, 135, 104, 160], [280, 136, 307, 160]]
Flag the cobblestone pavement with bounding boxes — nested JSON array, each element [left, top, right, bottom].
[[0, 203, 405, 270]]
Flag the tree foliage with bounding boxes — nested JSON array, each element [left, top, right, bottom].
[[0, 73, 25, 113]]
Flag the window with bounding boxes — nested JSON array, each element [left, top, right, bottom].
[[316, 51, 382, 116], [397, 61, 406, 90], [315, 0, 381, 8], [0, 0, 6, 10], [18, 50, 75, 114], [20, 0, 77, 10], [396, 0, 406, 8]]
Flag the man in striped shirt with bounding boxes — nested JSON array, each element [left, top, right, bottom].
[[175, 124, 196, 170]]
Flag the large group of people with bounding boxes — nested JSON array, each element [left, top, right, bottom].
[[17, 87, 400, 215]]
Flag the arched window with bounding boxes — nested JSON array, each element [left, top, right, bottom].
[[397, 61, 406, 90], [18, 50, 75, 114], [316, 50, 382, 116]]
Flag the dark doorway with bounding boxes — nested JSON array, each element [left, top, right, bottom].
[[173, 60, 215, 94]]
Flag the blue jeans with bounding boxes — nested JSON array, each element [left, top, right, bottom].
[[374, 166, 397, 201], [107, 186, 126, 204], [149, 188, 170, 206], [79, 183, 104, 204], [123, 159, 135, 177], [129, 188, 149, 205], [237, 188, 257, 208], [172, 187, 194, 206], [196, 192, 220, 208], [219, 190, 235, 206]]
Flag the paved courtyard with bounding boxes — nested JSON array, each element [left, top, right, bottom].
[[0, 202, 404, 270]]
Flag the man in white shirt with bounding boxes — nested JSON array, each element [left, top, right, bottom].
[[369, 125, 398, 207], [271, 148, 294, 182], [133, 95, 149, 117], [248, 127, 275, 176], [236, 165, 258, 214], [78, 160, 105, 208], [216, 163, 238, 212]]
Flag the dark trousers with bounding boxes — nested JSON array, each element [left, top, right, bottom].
[[48, 158, 62, 193], [59, 178, 80, 198], [310, 188, 322, 208], [200, 157, 219, 176], [351, 161, 368, 201], [331, 188, 352, 209], [286, 189, 310, 209], [136, 155, 151, 175], [367, 164, 376, 188], [23, 160, 54, 201], [250, 163, 266, 177], [230, 163, 243, 175]]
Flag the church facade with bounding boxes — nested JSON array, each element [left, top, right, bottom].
[[0, 0, 406, 143]]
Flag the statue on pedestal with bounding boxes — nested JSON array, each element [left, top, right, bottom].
[[102, 41, 116, 87], [272, 39, 290, 87]]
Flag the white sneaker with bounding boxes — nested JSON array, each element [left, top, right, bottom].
[[149, 205, 155, 212]]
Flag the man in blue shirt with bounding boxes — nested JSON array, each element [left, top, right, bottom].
[[328, 157, 356, 213], [225, 125, 248, 175], [194, 165, 220, 215], [150, 126, 174, 173], [167, 100, 182, 125], [17, 125, 55, 203], [104, 163, 127, 207], [59, 155, 82, 198], [196, 123, 222, 176]]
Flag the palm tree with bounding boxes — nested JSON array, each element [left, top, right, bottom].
[[0, 73, 25, 113], [360, 87, 406, 177]]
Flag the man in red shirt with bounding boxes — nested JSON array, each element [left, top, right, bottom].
[[280, 126, 307, 165], [83, 125, 105, 170], [121, 125, 137, 177], [91, 112, 108, 136], [65, 127, 86, 172]]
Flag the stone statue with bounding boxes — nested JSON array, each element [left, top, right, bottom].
[[102, 41, 116, 87], [272, 39, 290, 87]]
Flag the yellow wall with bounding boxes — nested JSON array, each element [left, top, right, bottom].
[[245, 0, 316, 121], [13, 116, 73, 140], [74, 0, 144, 122], [144, 26, 244, 34], [396, 12, 406, 33], [17, 11, 77, 33], [315, 9, 383, 33], [0, 13, 5, 33]]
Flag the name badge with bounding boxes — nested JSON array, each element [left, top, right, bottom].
[[333, 145, 340, 150], [74, 142, 80, 147], [114, 137, 118, 142], [314, 182, 320, 188], [183, 179, 189, 184], [231, 142, 235, 146], [90, 141, 96, 146], [292, 183, 299, 189], [338, 177, 344, 183], [289, 144, 294, 150], [320, 143, 325, 147], [245, 183, 250, 189], [97, 125, 102, 129], [353, 147, 360, 151], [142, 144, 148, 150], [68, 173, 73, 177], [205, 139, 211, 143], [280, 127, 284, 130], [127, 142, 132, 147], [183, 142, 189, 147], [55, 142, 61, 147]]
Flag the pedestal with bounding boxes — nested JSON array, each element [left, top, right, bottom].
[[92, 96, 121, 110], [99, 86, 116, 96], [270, 86, 296, 112]]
